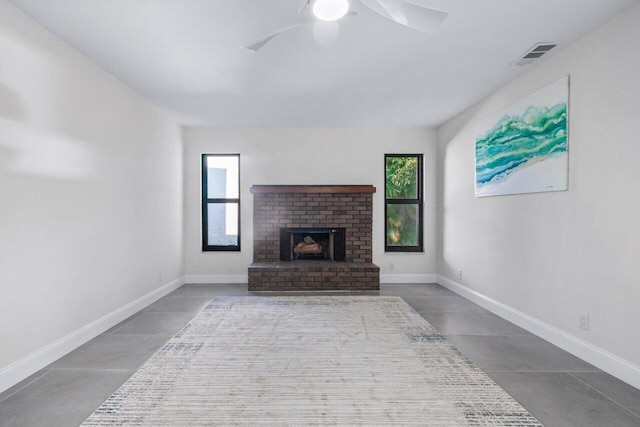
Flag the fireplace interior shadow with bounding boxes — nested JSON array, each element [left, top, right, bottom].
[[280, 228, 346, 262]]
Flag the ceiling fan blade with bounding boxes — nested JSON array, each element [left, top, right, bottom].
[[362, 0, 408, 25], [400, 1, 448, 32], [244, 20, 312, 52], [245, 11, 357, 52], [360, 0, 447, 33], [299, 0, 311, 14], [246, 34, 280, 52]]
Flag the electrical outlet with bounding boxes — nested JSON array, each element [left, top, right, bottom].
[[457, 269, 463, 280], [578, 312, 589, 330], [390, 262, 395, 271]]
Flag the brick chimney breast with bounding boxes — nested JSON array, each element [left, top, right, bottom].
[[248, 185, 380, 291]]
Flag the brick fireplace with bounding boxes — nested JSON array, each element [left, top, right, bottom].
[[248, 185, 380, 291]]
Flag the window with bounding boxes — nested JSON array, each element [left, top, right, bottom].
[[385, 154, 423, 252], [202, 154, 240, 251]]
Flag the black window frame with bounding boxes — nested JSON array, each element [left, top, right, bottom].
[[384, 153, 424, 253], [201, 154, 241, 252]]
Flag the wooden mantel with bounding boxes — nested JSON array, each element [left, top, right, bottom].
[[250, 185, 376, 194]]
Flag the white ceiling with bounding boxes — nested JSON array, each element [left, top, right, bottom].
[[9, 0, 639, 128]]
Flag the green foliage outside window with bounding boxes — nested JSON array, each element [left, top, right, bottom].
[[385, 155, 423, 250], [386, 156, 418, 199], [386, 204, 419, 246]]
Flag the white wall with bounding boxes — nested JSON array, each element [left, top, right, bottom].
[[0, 0, 183, 373], [437, 3, 640, 373], [184, 128, 437, 282]]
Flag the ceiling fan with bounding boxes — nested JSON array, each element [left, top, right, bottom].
[[245, 0, 448, 52]]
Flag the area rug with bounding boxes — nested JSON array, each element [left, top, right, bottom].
[[82, 296, 542, 426]]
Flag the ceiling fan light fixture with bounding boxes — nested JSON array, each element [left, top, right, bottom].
[[313, 0, 349, 22]]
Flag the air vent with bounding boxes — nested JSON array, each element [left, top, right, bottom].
[[511, 42, 558, 66]]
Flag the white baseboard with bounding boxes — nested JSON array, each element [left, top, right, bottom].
[[184, 274, 248, 284], [380, 274, 436, 284], [436, 274, 640, 390], [0, 276, 185, 393], [185, 274, 437, 285]]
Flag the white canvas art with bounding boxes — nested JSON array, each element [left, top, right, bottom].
[[475, 76, 569, 197]]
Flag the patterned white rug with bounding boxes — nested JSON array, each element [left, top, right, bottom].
[[82, 296, 542, 426]]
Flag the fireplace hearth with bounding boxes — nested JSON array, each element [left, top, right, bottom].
[[248, 185, 380, 291]]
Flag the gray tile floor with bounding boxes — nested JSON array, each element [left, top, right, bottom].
[[1, 283, 639, 426]]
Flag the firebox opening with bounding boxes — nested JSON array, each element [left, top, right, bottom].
[[280, 228, 346, 262]]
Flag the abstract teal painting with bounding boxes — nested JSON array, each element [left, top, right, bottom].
[[475, 76, 569, 197]]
